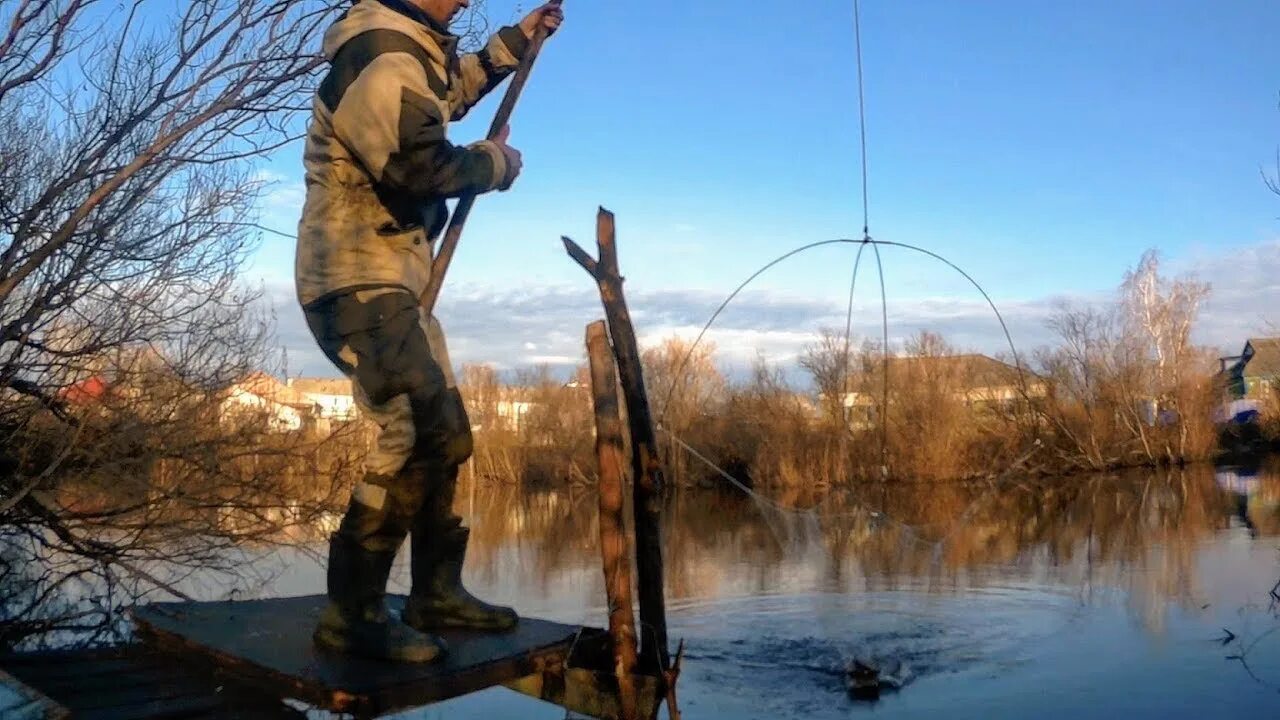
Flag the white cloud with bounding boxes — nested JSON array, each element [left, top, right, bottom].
[[1182, 238, 1280, 352], [256, 236, 1280, 381], [254, 173, 306, 228], [524, 354, 580, 366]]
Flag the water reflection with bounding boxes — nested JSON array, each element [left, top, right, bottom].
[[276, 465, 1256, 719], [453, 465, 1280, 623], [32, 465, 1274, 718], [426, 465, 1280, 719]]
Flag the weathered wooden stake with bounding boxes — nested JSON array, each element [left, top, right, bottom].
[[564, 207, 670, 672], [585, 320, 640, 720], [664, 639, 685, 720]]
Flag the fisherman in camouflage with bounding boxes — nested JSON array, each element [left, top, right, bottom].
[[295, 0, 563, 663]]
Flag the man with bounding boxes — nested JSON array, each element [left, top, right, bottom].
[[295, 0, 564, 663]]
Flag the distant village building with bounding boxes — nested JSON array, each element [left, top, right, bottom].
[[60, 376, 111, 405], [217, 375, 363, 434], [286, 378, 358, 421], [840, 354, 1045, 427], [496, 397, 536, 432], [46, 346, 362, 436], [462, 381, 591, 438], [219, 372, 308, 433], [57, 344, 170, 408], [1219, 338, 1280, 400]]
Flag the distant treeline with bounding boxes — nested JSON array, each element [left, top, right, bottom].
[[458, 250, 1272, 488]]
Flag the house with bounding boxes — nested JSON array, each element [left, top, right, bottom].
[[478, 385, 545, 434], [1219, 338, 1280, 400], [496, 397, 535, 431], [286, 377, 358, 421], [464, 382, 590, 437], [57, 344, 171, 407], [220, 372, 307, 433], [840, 354, 1046, 427], [60, 376, 110, 405]]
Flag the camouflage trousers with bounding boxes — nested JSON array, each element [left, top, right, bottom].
[[304, 288, 472, 554]]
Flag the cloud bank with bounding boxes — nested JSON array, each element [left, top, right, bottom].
[[261, 235, 1280, 380]]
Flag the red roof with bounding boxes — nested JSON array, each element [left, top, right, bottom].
[[61, 376, 109, 404]]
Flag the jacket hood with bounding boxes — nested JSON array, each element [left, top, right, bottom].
[[322, 0, 458, 64]]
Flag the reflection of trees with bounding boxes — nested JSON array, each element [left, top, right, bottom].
[[458, 466, 1276, 635], [1, 418, 363, 650]]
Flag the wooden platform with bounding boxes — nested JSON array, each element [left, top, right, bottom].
[[2, 647, 304, 720], [131, 595, 584, 717], [1, 666, 69, 720]]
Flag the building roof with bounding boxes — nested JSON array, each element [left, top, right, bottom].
[[287, 378, 352, 396], [1243, 338, 1280, 379], [875, 354, 1037, 387], [227, 372, 309, 406], [60, 376, 110, 404], [839, 354, 1043, 406]]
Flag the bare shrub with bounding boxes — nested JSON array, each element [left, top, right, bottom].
[[1034, 250, 1215, 471], [645, 336, 726, 483], [0, 0, 339, 648], [460, 364, 594, 487]]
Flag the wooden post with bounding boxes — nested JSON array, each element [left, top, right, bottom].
[[586, 320, 640, 720], [564, 207, 670, 671]]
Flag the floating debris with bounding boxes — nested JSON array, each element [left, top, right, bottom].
[[845, 656, 914, 700]]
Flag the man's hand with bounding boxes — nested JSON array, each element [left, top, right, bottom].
[[493, 124, 523, 191], [518, 1, 564, 40]]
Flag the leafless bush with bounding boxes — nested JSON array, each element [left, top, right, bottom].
[[460, 364, 595, 487], [1034, 250, 1216, 471], [645, 337, 727, 482], [0, 0, 341, 648], [457, 248, 1220, 496], [453, 0, 492, 51]]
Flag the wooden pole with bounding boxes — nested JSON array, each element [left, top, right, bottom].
[[564, 207, 670, 671], [585, 320, 640, 720], [420, 0, 562, 315]]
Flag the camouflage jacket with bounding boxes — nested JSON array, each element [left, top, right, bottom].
[[295, 0, 529, 307]]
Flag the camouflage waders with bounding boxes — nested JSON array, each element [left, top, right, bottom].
[[305, 288, 516, 664], [295, 0, 530, 663]]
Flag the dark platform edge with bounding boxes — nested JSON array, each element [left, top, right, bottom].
[[1, 666, 70, 720], [130, 598, 590, 717], [2, 646, 307, 720]]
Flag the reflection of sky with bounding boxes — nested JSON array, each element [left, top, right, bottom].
[[1217, 468, 1262, 496], [246, 0, 1280, 375]]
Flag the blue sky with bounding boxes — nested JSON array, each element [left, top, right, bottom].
[[250, 0, 1280, 376]]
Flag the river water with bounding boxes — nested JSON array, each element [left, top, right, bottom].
[[225, 464, 1280, 719]]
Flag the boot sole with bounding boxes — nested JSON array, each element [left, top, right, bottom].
[[403, 611, 519, 634], [313, 626, 447, 664]]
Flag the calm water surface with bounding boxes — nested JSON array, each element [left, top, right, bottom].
[[227, 465, 1280, 719]]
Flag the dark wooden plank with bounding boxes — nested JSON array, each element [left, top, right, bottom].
[[4, 646, 306, 720], [57, 677, 222, 712], [5, 652, 139, 678], [132, 595, 584, 717], [73, 694, 227, 720], [1, 666, 70, 720], [35, 666, 193, 697]]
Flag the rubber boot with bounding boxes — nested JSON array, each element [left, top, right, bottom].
[[313, 533, 447, 663], [403, 519, 519, 633]]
